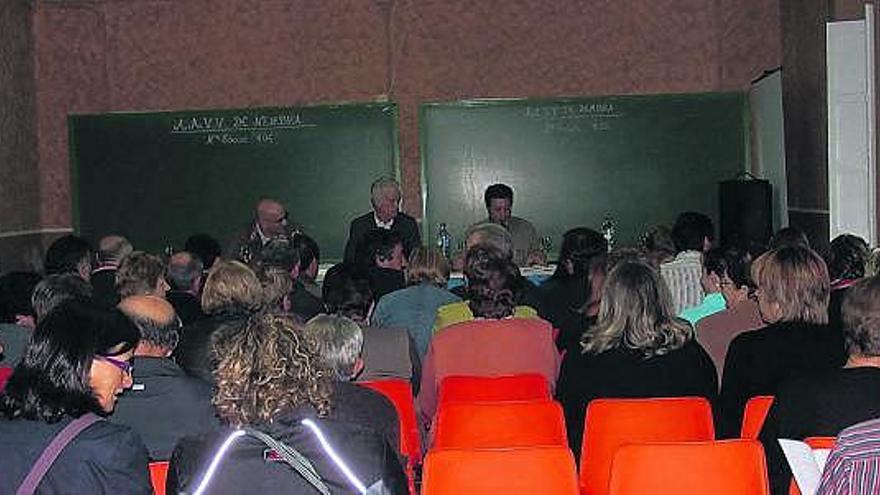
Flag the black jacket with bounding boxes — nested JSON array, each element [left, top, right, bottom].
[[111, 356, 220, 460], [167, 409, 407, 494], [343, 212, 420, 264], [0, 415, 152, 493], [166, 290, 206, 326], [173, 312, 249, 382]]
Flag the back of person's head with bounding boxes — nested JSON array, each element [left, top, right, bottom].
[[44, 235, 93, 279], [704, 247, 753, 290], [1, 301, 140, 421], [405, 246, 450, 287], [483, 183, 514, 208], [118, 295, 180, 353], [256, 265, 293, 312], [464, 245, 519, 319], [293, 233, 320, 277], [841, 276, 880, 358], [671, 212, 714, 252], [464, 222, 513, 259], [828, 234, 870, 281], [866, 248, 880, 277], [554, 228, 607, 279], [96, 235, 133, 266], [0, 271, 41, 323], [166, 251, 204, 291], [115, 251, 167, 298], [31, 273, 93, 323], [769, 226, 811, 250], [751, 245, 829, 324], [184, 234, 222, 271], [354, 229, 402, 269], [258, 236, 299, 273], [322, 263, 373, 323], [201, 260, 263, 316], [583, 260, 691, 358], [213, 312, 333, 426], [305, 314, 364, 381], [641, 225, 676, 265]]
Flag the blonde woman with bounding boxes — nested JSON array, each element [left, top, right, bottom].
[[556, 260, 717, 461]]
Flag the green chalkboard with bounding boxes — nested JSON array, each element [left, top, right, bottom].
[[420, 93, 748, 253], [69, 103, 398, 262]]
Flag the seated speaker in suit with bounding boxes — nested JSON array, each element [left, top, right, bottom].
[[344, 177, 420, 264], [224, 198, 293, 263]]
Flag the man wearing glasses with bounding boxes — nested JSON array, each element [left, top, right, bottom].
[[225, 198, 294, 263], [112, 295, 219, 460]]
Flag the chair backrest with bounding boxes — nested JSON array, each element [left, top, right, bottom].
[[788, 436, 837, 495], [433, 400, 567, 450], [438, 373, 551, 405], [0, 366, 13, 392], [607, 440, 770, 495], [422, 446, 578, 495], [580, 397, 715, 495], [741, 395, 775, 439], [359, 379, 421, 465], [149, 461, 169, 495]]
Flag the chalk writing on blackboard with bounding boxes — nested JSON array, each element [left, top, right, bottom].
[[170, 113, 317, 146], [525, 103, 621, 133]]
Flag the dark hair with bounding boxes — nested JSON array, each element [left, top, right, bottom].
[[293, 234, 320, 271], [126, 312, 180, 351], [322, 263, 373, 322], [671, 212, 713, 252], [465, 246, 519, 319], [258, 237, 299, 272], [704, 247, 754, 290], [484, 183, 514, 208], [44, 235, 93, 276], [184, 233, 222, 270], [355, 229, 402, 268], [116, 251, 165, 298], [550, 228, 607, 312], [828, 234, 869, 281], [0, 271, 41, 322], [842, 276, 880, 356], [1, 301, 140, 422], [166, 252, 203, 291], [31, 274, 93, 322], [769, 227, 810, 250]]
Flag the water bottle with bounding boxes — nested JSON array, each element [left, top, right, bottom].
[[601, 214, 616, 252], [436, 223, 452, 259]]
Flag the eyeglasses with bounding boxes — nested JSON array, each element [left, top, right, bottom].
[[96, 355, 133, 375]]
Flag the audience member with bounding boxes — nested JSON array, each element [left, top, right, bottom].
[[322, 263, 420, 390], [372, 246, 461, 358], [293, 232, 322, 299], [113, 296, 218, 460], [827, 234, 869, 330], [660, 211, 714, 313], [641, 225, 676, 266], [817, 417, 880, 495], [354, 228, 407, 302], [344, 177, 420, 263], [678, 248, 729, 326], [0, 271, 40, 366], [31, 273, 93, 322], [556, 260, 717, 460], [225, 198, 292, 263], [167, 313, 405, 494], [470, 183, 545, 266], [417, 246, 561, 426], [718, 246, 846, 438], [526, 227, 607, 352], [760, 276, 880, 494], [91, 235, 133, 308], [256, 265, 294, 314], [695, 247, 764, 378], [305, 314, 402, 460], [173, 260, 262, 382], [0, 301, 151, 493], [184, 233, 222, 271], [116, 251, 169, 299], [258, 236, 322, 321], [769, 226, 810, 250], [165, 251, 206, 325], [44, 234, 93, 282]]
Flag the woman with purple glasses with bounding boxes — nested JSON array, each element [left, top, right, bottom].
[[0, 301, 152, 493]]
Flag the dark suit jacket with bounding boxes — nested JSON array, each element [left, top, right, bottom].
[[91, 266, 120, 309], [112, 357, 220, 460], [343, 212, 420, 263], [166, 290, 206, 326]]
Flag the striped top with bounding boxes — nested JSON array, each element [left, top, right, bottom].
[[818, 417, 880, 494]]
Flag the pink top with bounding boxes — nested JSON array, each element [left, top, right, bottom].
[[695, 299, 765, 380], [416, 317, 561, 425]]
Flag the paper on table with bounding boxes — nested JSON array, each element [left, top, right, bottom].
[[779, 439, 831, 495]]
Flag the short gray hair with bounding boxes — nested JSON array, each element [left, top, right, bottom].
[[305, 314, 363, 380], [465, 222, 513, 259], [97, 236, 133, 265], [166, 252, 203, 290], [370, 177, 400, 204]]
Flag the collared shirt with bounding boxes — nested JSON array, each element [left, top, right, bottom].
[[660, 250, 704, 314], [817, 418, 880, 495], [374, 213, 394, 230]]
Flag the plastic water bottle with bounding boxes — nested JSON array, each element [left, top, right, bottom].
[[601, 214, 616, 252], [436, 223, 452, 259]]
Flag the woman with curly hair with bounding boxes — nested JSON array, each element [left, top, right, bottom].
[[415, 245, 561, 426], [166, 312, 406, 494]]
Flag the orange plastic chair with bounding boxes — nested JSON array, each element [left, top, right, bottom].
[[423, 446, 579, 495], [741, 395, 775, 439], [580, 397, 715, 495], [789, 436, 837, 495], [359, 379, 420, 493], [433, 400, 567, 450], [607, 440, 770, 495], [438, 373, 551, 405], [149, 461, 169, 495]]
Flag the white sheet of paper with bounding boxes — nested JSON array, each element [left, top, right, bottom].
[[779, 439, 832, 495]]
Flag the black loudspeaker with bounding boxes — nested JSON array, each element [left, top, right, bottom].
[[719, 179, 773, 250]]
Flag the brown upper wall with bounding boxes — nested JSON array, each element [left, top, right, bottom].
[[20, 0, 781, 246]]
